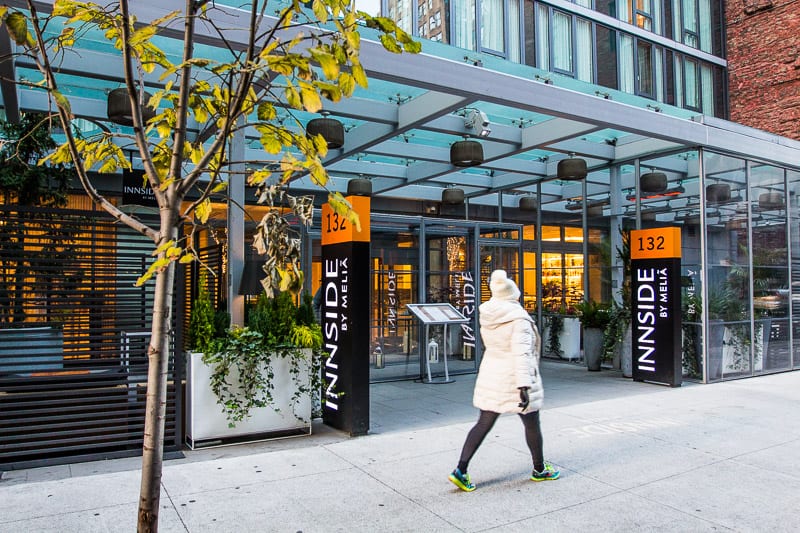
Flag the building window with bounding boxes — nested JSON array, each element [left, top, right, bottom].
[[674, 0, 712, 53], [453, 0, 477, 50], [620, 35, 663, 98], [620, 0, 662, 33], [535, 3, 550, 69], [481, 0, 505, 53], [634, 0, 654, 30], [535, 7, 593, 82], [595, 25, 618, 89], [552, 10, 574, 73], [637, 39, 654, 96]]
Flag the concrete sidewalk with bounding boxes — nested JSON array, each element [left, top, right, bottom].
[[2, 361, 799, 532]]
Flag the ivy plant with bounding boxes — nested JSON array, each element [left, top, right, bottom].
[[203, 291, 324, 426]]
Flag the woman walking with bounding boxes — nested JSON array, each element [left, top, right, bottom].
[[448, 269, 559, 492]]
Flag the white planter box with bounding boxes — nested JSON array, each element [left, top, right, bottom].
[[542, 316, 581, 360], [560, 317, 581, 360], [186, 350, 312, 449]]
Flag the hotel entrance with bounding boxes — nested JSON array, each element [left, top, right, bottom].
[[309, 214, 524, 383]]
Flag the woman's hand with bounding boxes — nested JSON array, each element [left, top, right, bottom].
[[518, 387, 530, 409]]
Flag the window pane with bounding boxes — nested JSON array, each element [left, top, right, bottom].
[[508, 0, 521, 62], [637, 40, 653, 96], [684, 58, 699, 109], [620, 34, 635, 93], [453, 0, 477, 50], [524, 0, 536, 66], [576, 19, 593, 82], [596, 26, 618, 89], [536, 4, 550, 69], [481, 0, 505, 52], [388, 0, 413, 34], [701, 63, 714, 115], [553, 11, 573, 72]]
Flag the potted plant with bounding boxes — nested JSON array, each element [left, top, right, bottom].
[[186, 287, 323, 448], [575, 299, 611, 371], [542, 303, 581, 360]]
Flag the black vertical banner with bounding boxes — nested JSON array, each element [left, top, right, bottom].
[[320, 196, 371, 436], [631, 227, 682, 387]]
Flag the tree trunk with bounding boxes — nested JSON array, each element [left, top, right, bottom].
[[137, 224, 178, 533]]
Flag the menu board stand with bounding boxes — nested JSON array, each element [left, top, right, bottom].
[[406, 303, 469, 384]]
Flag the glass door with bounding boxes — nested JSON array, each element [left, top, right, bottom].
[[425, 224, 478, 377]]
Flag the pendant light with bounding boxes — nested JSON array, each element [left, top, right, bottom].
[[557, 154, 587, 180], [107, 87, 156, 126], [518, 195, 537, 211], [450, 139, 484, 167], [347, 177, 372, 196], [706, 183, 731, 204], [442, 186, 465, 205], [640, 170, 668, 193], [758, 191, 784, 210], [306, 113, 345, 149]]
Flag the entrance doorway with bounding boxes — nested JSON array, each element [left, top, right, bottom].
[[309, 214, 524, 383]]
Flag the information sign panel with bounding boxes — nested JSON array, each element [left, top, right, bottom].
[[630, 227, 682, 387], [406, 303, 469, 324], [321, 196, 370, 436]]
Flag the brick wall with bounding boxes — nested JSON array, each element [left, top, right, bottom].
[[726, 0, 800, 140]]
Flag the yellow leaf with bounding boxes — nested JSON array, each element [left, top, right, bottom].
[[285, 85, 302, 109], [5, 12, 33, 48], [312, 0, 328, 24], [300, 83, 322, 113], [351, 64, 368, 88], [313, 50, 340, 80], [153, 240, 175, 256], [179, 254, 194, 264], [166, 246, 182, 259], [380, 34, 402, 54], [196, 198, 212, 224], [156, 121, 171, 138], [338, 72, 355, 97], [344, 30, 360, 50], [257, 102, 276, 121]]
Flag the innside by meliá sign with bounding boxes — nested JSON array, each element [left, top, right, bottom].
[[322, 256, 349, 411], [460, 272, 476, 353], [387, 270, 397, 335], [635, 267, 670, 373]]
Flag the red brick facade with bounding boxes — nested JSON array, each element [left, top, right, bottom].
[[726, 0, 800, 140]]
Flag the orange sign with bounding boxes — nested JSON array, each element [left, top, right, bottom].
[[631, 227, 681, 259], [321, 195, 371, 245]]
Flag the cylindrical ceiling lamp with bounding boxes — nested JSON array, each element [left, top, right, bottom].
[[306, 117, 345, 149], [641, 210, 657, 222], [450, 140, 484, 167], [587, 205, 603, 217], [442, 187, 465, 205], [347, 177, 372, 196], [107, 88, 156, 126], [557, 156, 587, 180], [758, 191, 784, 210], [519, 195, 537, 211], [706, 183, 731, 204], [640, 171, 668, 193]]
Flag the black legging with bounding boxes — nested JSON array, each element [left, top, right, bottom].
[[456, 409, 544, 473]]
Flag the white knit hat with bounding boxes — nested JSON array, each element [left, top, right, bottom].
[[489, 269, 520, 301]]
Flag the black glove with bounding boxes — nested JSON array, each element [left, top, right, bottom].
[[518, 387, 530, 410]]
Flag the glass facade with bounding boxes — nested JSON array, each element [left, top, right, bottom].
[[384, 0, 727, 117]]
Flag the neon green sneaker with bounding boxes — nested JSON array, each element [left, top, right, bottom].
[[448, 468, 476, 492], [530, 463, 560, 481]]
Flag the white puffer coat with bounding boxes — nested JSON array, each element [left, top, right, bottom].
[[473, 298, 543, 414]]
